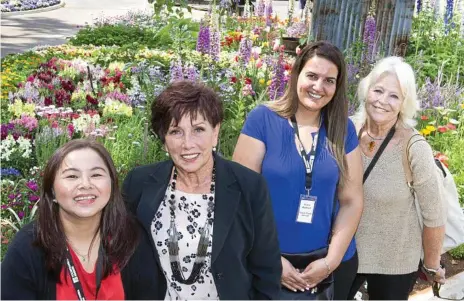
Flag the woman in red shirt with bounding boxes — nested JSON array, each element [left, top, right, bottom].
[[1, 139, 161, 300]]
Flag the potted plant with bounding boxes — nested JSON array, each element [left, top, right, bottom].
[[282, 21, 307, 55]]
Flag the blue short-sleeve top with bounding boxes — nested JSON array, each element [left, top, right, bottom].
[[241, 105, 358, 261]]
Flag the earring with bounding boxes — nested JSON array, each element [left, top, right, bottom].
[[213, 146, 217, 152], [52, 199, 57, 203], [165, 152, 169, 157]]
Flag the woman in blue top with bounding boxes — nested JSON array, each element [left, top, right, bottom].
[[233, 41, 364, 300]]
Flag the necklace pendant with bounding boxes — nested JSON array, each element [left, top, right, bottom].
[[81, 256, 86, 262], [368, 141, 376, 152]]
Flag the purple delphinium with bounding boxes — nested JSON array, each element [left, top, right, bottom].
[[196, 22, 211, 55], [265, 0, 273, 26], [421, 77, 444, 109], [416, 0, 422, 13], [363, 16, 376, 63], [184, 65, 199, 82], [170, 59, 184, 82], [238, 37, 253, 66], [444, 0, 454, 34], [347, 63, 360, 85], [268, 54, 286, 101], [210, 27, 221, 62], [255, 0, 265, 17]]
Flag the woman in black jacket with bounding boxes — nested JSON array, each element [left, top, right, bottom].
[[1, 139, 161, 300], [122, 80, 282, 300]]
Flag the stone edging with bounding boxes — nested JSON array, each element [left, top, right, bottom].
[[1, 0, 65, 16]]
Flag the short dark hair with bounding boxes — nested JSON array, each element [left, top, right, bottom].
[[151, 80, 224, 143], [36, 139, 138, 280]]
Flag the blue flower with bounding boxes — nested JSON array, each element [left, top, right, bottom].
[[0, 168, 21, 177]]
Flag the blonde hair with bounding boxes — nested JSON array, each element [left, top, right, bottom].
[[353, 56, 420, 127]]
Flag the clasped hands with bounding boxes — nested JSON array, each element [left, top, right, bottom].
[[280, 257, 331, 292]]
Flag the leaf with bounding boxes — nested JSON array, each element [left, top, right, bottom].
[[1, 219, 19, 233]]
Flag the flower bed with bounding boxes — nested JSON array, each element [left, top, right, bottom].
[[1, 0, 61, 13]]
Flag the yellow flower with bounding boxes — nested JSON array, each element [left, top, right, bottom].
[[259, 79, 265, 85], [262, 42, 269, 48], [425, 125, 436, 132], [267, 80, 272, 86], [8, 99, 36, 118], [420, 128, 431, 136], [460, 104, 464, 109]]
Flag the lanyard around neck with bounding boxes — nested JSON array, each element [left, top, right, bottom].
[[290, 115, 322, 193], [65, 242, 104, 301]]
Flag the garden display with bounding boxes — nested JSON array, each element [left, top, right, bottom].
[[1, 0, 463, 262]]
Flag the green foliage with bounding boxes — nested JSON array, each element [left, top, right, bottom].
[[68, 18, 199, 51], [449, 243, 464, 260], [406, 8, 464, 86], [69, 25, 160, 48], [34, 125, 71, 168], [101, 113, 165, 182]]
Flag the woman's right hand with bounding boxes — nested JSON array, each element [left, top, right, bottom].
[[281, 257, 309, 292]]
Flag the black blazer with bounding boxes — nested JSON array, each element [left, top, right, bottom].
[[0, 222, 161, 300], [122, 153, 282, 300]]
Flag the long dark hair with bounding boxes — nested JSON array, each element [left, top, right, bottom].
[[35, 139, 138, 279], [266, 41, 349, 185]]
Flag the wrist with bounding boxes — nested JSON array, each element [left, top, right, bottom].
[[421, 263, 442, 277], [325, 256, 341, 272], [423, 258, 441, 270], [322, 258, 331, 277]]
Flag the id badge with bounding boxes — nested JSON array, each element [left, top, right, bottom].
[[296, 194, 317, 224]]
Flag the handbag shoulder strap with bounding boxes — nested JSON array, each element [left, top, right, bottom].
[[402, 130, 426, 190]]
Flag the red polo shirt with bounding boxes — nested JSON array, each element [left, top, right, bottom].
[[56, 247, 125, 300]]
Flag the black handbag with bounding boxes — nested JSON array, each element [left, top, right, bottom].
[[280, 191, 338, 300]]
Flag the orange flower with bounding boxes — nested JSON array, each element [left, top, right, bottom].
[[420, 115, 429, 120]]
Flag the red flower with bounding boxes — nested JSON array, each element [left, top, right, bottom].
[[446, 123, 457, 130], [284, 63, 292, 71], [231, 76, 237, 83], [72, 113, 80, 119], [245, 78, 252, 85], [86, 95, 98, 105], [67, 124, 75, 138], [438, 126, 448, 133], [44, 97, 52, 106], [420, 115, 429, 120]]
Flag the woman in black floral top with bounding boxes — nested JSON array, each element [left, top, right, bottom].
[[122, 80, 282, 300]]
